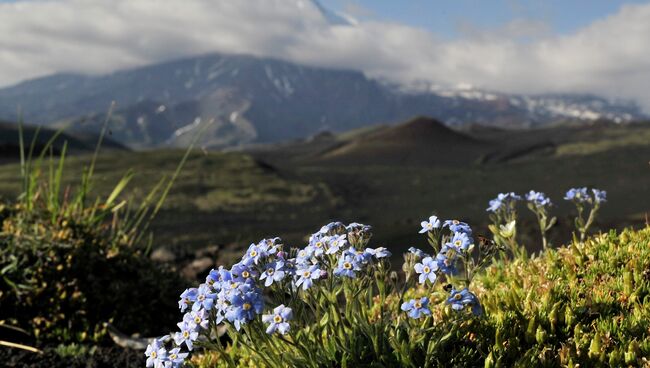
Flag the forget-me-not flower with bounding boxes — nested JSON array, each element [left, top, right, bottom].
[[443, 219, 473, 235], [414, 256, 438, 284], [419, 215, 441, 233], [145, 338, 167, 368], [400, 297, 431, 319], [262, 304, 293, 335], [294, 264, 321, 290], [259, 261, 286, 287], [446, 288, 482, 316], [174, 321, 199, 350]]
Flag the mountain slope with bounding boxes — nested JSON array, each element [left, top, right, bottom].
[[0, 52, 645, 149]]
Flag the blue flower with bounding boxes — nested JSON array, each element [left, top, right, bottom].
[[564, 187, 589, 203], [310, 237, 327, 257], [414, 256, 438, 284], [593, 189, 607, 203], [295, 246, 315, 265], [225, 288, 264, 330], [443, 220, 473, 235], [346, 247, 373, 265], [419, 215, 441, 233], [242, 243, 266, 265], [192, 284, 217, 311], [262, 304, 293, 335], [325, 234, 348, 254], [436, 249, 458, 275], [294, 264, 321, 290], [334, 254, 361, 278], [206, 266, 232, 290], [526, 190, 551, 207], [445, 232, 472, 252], [231, 262, 258, 283], [178, 288, 198, 313], [346, 222, 372, 234], [213, 293, 229, 324], [408, 247, 429, 259], [257, 237, 281, 256], [487, 192, 521, 212], [400, 297, 431, 319], [184, 309, 209, 330], [145, 338, 167, 368], [174, 321, 199, 350], [446, 288, 482, 316], [366, 247, 391, 259], [165, 347, 189, 368], [319, 221, 346, 235], [259, 261, 286, 287]]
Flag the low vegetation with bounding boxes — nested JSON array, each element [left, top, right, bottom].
[[0, 127, 186, 359], [148, 187, 650, 367]]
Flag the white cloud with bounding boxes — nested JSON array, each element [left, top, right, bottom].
[[1, 0, 650, 110]]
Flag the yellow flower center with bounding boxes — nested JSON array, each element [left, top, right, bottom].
[[454, 240, 462, 247], [315, 241, 323, 248], [151, 351, 157, 358], [183, 331, 190, 338], [194, 316, 201, 323], [243, 303, 252, 311], [198, 294, 205, 301], [242, 271, 250, 278], [267, 268, 274, 275], [303, 271, 311, 277], [452, 220, 459, 225], [423, 266, 430, 273], [250, 250, 258, 257], [343, 262, 352, 270], [170, 353, 177, 359], [454, 293, 463, 300], [414, 301, 422, 309], [274, 315, 283, 323]]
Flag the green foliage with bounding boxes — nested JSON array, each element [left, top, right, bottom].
[[188, 227, 650, 367], [477, 227, 650, 366], [0, 122, 187, 344]]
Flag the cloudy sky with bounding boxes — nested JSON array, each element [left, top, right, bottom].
[[1, 0, 650, 110]]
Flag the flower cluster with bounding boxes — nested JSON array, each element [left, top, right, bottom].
[[486, 192, 522, 213], [485, 187, 606, 252], [526, 190, 551, 208], [564, 187, 607, 204], [411, 216, 484, 317], [146, 222, 390, 367], [564, 187, 607, 241]]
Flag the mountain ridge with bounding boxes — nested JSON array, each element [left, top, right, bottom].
[[0, 52, 645, 149]]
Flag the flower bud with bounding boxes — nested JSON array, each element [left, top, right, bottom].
[[588, 332, 602, 360], [535, 325, 547, 344], [484, 352, 495, 368]]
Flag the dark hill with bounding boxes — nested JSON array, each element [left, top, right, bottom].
[[314, 116, 487, 166], [0, 121, 126, 162]]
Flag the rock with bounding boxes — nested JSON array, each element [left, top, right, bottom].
[[193, 245, 220, 259], [181, 257, 214, 280], [150, 248, 176, 263]]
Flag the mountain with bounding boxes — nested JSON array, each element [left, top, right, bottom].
[[0, 53, 645, 149]]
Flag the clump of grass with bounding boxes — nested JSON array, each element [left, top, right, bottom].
[[0, 114, 190, 345]]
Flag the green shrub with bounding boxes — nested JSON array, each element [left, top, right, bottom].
[[0, 125, 188, 344], [477, 227, 650, 367]]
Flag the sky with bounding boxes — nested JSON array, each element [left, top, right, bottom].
[[1, 0, 650, 110]]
